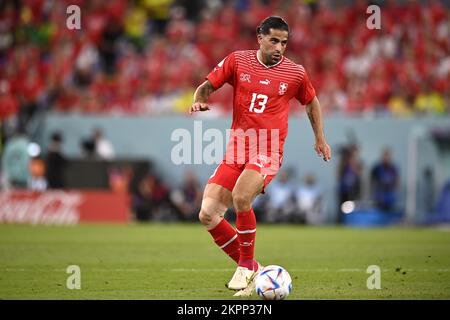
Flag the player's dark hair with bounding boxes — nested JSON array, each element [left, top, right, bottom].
[[256, 16, 289, 35]]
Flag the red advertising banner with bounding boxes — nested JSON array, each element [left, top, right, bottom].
[[0, 190, 130, 225]]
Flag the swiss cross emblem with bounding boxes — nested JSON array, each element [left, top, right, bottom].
[[279, 82, 288, 95], [240, 73, 251, 83]]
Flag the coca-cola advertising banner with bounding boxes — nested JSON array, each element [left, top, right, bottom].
[[0, 191, 130, 225]]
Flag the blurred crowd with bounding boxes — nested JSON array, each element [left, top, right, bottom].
[[254, 145, 402, 224], [0, 0, 449, 133]]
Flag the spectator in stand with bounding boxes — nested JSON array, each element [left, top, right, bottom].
[[0, 79, 19, 124], [433, 179, 450, 222], [132, 172, 156, 221], [1, 128, 30, 189], [143, 0, 174, 34], [370, 148, 399, 212], [109, 165, 133, 194], [123, 2, 148, 51], [45, 132, 67, 189], [132, 172, 172, 221], [414, 83, 447, 115], [29, 155, 47, 192], [264, 169, 297, 223], [0, 79, 19, 147], [295, 173, 324, 225], [337, 144, 363, 223], [17, 66, 44, 128], [98, 18, 124, 76], [80, 136, 96, 159], [388, 87, 415, 117], [93, 128, 116, 160], [170, 170, 202, 221]]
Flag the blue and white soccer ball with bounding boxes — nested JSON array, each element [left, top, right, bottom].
[[255, 265, 293, 300]]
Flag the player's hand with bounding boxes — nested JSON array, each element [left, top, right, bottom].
[[189, 102, 210, 114], [314, 139, 331, 162]]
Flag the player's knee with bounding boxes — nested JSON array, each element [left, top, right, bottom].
[[199, 198, 227, 228], [232, 191, 252, 212], [198, 209, 212, 226]]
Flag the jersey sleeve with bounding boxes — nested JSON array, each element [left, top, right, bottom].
[[206, 52, 236, 90], [295, 67, 316, 105]]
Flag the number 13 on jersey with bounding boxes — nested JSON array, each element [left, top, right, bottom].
[[249, 93, 268, 113]]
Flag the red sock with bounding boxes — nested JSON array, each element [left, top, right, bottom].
[[236, 208, 257, 270], [208, 218, 240, 263]]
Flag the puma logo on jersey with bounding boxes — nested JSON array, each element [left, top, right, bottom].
[[259, 79, 271, 85]]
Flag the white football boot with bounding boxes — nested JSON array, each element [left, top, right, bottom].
[[233, 263, 263, 297], [227, 263, 263, 291], [226, 266, 256, 290]]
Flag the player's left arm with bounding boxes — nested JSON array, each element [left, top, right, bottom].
[[189, 80, 215, 113], [306, 96, 331, 162]]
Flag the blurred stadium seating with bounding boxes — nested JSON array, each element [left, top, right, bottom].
[[0, 0, 449, 125]]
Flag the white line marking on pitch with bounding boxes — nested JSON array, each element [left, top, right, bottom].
[[2, 268, 449, 272], [169, 268, 450, 272], [1, 268, 142, 272]]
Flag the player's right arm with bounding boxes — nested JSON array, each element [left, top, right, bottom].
[[189, 80, 215, 114]]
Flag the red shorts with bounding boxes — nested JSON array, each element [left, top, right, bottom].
[[207, 154, 283, 194]]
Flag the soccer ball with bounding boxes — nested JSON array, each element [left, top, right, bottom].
[[255, 265, 292, 300]]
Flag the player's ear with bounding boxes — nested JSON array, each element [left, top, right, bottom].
[[257, 34, 263, 44]]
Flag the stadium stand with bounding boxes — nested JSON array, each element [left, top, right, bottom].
[[0, 0, 448, 125]]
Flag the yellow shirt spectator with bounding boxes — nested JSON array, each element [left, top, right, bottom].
[[141, 0, 174, 20], [125, 7, 147, 39], [414, 91, 446, 115], [388, 95, 414, 117]]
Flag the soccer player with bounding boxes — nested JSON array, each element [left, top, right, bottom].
[[189, 16, 331, 296]]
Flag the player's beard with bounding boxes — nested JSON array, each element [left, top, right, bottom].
[[259, 49, 281, 66], [271, 52, 281, 64]]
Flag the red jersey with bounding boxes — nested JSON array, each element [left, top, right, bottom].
[[206, 50, 316, 169]]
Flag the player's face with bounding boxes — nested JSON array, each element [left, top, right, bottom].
[[258, 28, 289, 65]]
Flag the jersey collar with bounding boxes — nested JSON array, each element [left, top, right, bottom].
[[256, 50, 284, 69]]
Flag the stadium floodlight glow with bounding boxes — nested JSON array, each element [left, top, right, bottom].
[[27, 143, 41, 158], [341, 201, 355, 214]]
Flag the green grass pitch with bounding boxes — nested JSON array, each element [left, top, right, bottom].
[[0, 223, 449, 299]]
